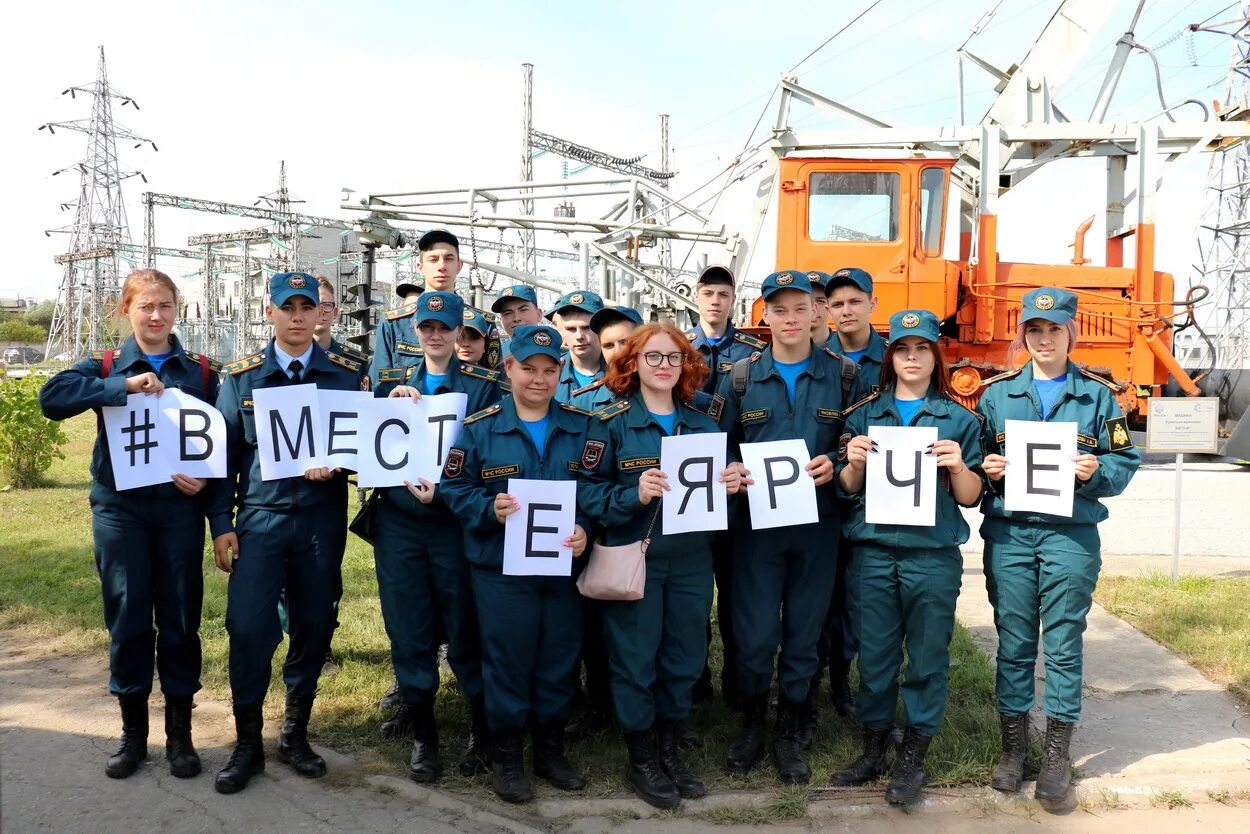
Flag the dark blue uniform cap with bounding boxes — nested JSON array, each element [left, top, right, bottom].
[[415, 291, 464, 330], [269, 272, 320, 306], [825, 266, 874, 295], [1021, 286, 1078, 325], [461, 306, 491, 336], [805, 270, 831, 291], [545, 289, 605, 319], [888, 309, 941, 343], [418, 229, 459, 251], [395, 277, 424, 298], [490, 284, 539, 313], [508, 324, 563, 363], [590, 305, 643, 333], [696, 264, 735, 286], [760, 270, 813, 301]]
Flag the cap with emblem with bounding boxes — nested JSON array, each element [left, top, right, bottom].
[[696, 264, 735, 286], [395, 277, 424, 298], [824, 266, 874, 296], [269, 272, 320, 306], [1021, 286, 1077, 325], [415, 291, 464, 330], [461, 307, 491, 336], [590, 305, 643, 333], [508, 324, 563, 363], [760, 270, 813, 301], [545, 289, 604, 319], [490, 284, 539, 313], [888, 309, 941, 343], [418, 229, 459, 252], [805, 270, 831, 292]]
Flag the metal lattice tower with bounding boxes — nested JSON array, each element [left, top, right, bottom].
[[42, 46, 155, 358], [1193, 6, 1250, 372]]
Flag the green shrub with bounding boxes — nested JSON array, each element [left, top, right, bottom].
[[0, 376, 67, 488]]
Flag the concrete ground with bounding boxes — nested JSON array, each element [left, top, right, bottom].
[[2, 462, 1248, 832]]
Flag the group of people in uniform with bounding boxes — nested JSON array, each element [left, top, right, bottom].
[[41, 227, 1138, 813]]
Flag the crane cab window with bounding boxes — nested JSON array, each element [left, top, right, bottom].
[[807, 172, 899, 242], [919, 167, 946, 256]]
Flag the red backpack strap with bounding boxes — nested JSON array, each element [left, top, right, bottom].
[[200, 354, 211, 391]]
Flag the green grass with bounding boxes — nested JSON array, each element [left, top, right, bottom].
[[1095, 574, 1250, 704], [0, 412, 1005, 808]]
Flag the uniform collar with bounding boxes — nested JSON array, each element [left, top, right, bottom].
[[117, 333, 189, 372], [494, 395, 583, 435], [830, 327, 886, 363], [560, 353, 604, 384], [868, 385, 953, 421], [622, 390, 705, 433], [260, 340, 333, 378], [1005, 361, 1089, 400], [687, 321, 736, 351], [410, 355, 461, 389], [754, 343, 826, 381]]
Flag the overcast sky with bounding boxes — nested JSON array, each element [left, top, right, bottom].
[[2, 0, 1239, 305]]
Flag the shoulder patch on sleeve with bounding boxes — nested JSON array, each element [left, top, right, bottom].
[[707, 393, 726, 421], [1105, 415, 1133, 451], [463, 403, 502, 425], [983, 367, 1023, 387], [596, 400, 631, 421], [735, 331, 767, 350], [459, 362, 501, 382], [327, 351, 362, 373], [1079, 366, 1125, 393], [225, 351, 264, 375], [560, 403, 593, 416], [385, 303, 417, 321], [443, 448, 465, 478], [378, 367, 407, 384], [571, 378, 605, 396]]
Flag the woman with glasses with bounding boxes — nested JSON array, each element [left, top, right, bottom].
[[578, 323, 742, 809]]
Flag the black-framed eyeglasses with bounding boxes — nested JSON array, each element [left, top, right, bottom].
[[642, 351, 684, 367]]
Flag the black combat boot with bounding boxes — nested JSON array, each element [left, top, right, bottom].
[[407, 699, 441, 783], [772, 697, 811, 785], [991, 712, 1031, 793], [658, 719, 707, 799], [724, 693, 768, 776], [276, 692, 326, 778], [885, 726, 933, 806], [796, 690, 819, 752], [624, 728, 681, 810], [380, 702, 418, 740], [830, 726, 892, 786], [164, 695, 200, 778], [490, 727, 533, 803], [378, 677, 402, 711], [214, 709, 264, 794], [1034, 717, 1075, 809], [830, 662, 858, 718], [105, 694, 149, 779], [531, 721, 586, 791], [458, 694, 491, 776]]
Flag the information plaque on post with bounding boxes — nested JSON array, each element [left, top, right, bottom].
[[1146, 397, 1220, 580]]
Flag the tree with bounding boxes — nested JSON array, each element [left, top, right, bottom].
[[24, 300, 55, 330], [0, 320, 46, 343], [0, 375, 67, 488]]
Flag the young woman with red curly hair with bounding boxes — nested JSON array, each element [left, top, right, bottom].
[[578, 323, 742, 810]]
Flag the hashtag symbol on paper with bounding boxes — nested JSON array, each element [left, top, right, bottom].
[[123, 408, 158, 466]]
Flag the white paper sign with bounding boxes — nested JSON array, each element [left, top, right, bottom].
[[865, 425, 939, 526], [1004, 419, 1077, 516], [502, 478, 577, 577], [319, 390, 374, 472], [356, 398, 423, 488], [739, 439, 819, 529], [414, 393, 469, 484], [103, 390, 227, 490], [159, 389, 227, 480], [660, 432, 728, 534], [254, 383, 322, 480]]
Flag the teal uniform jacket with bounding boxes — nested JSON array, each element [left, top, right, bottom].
[[438, 397, 594, 570], [976, 362, 1141, 526], [329, 337, 369, 370], [39, 334, 222, 502], [555, 355, 604, 404], [373, 355, 503, 518], [829, 328, 887, 392], [837, 388, 985, 549], [577, 394, 725, 548], [686, 323, 767, 397], [712, 343, 868, 518], [368, 302, 423, 391], [567, 377, 616, 413], [206, 340, 367, 539]]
